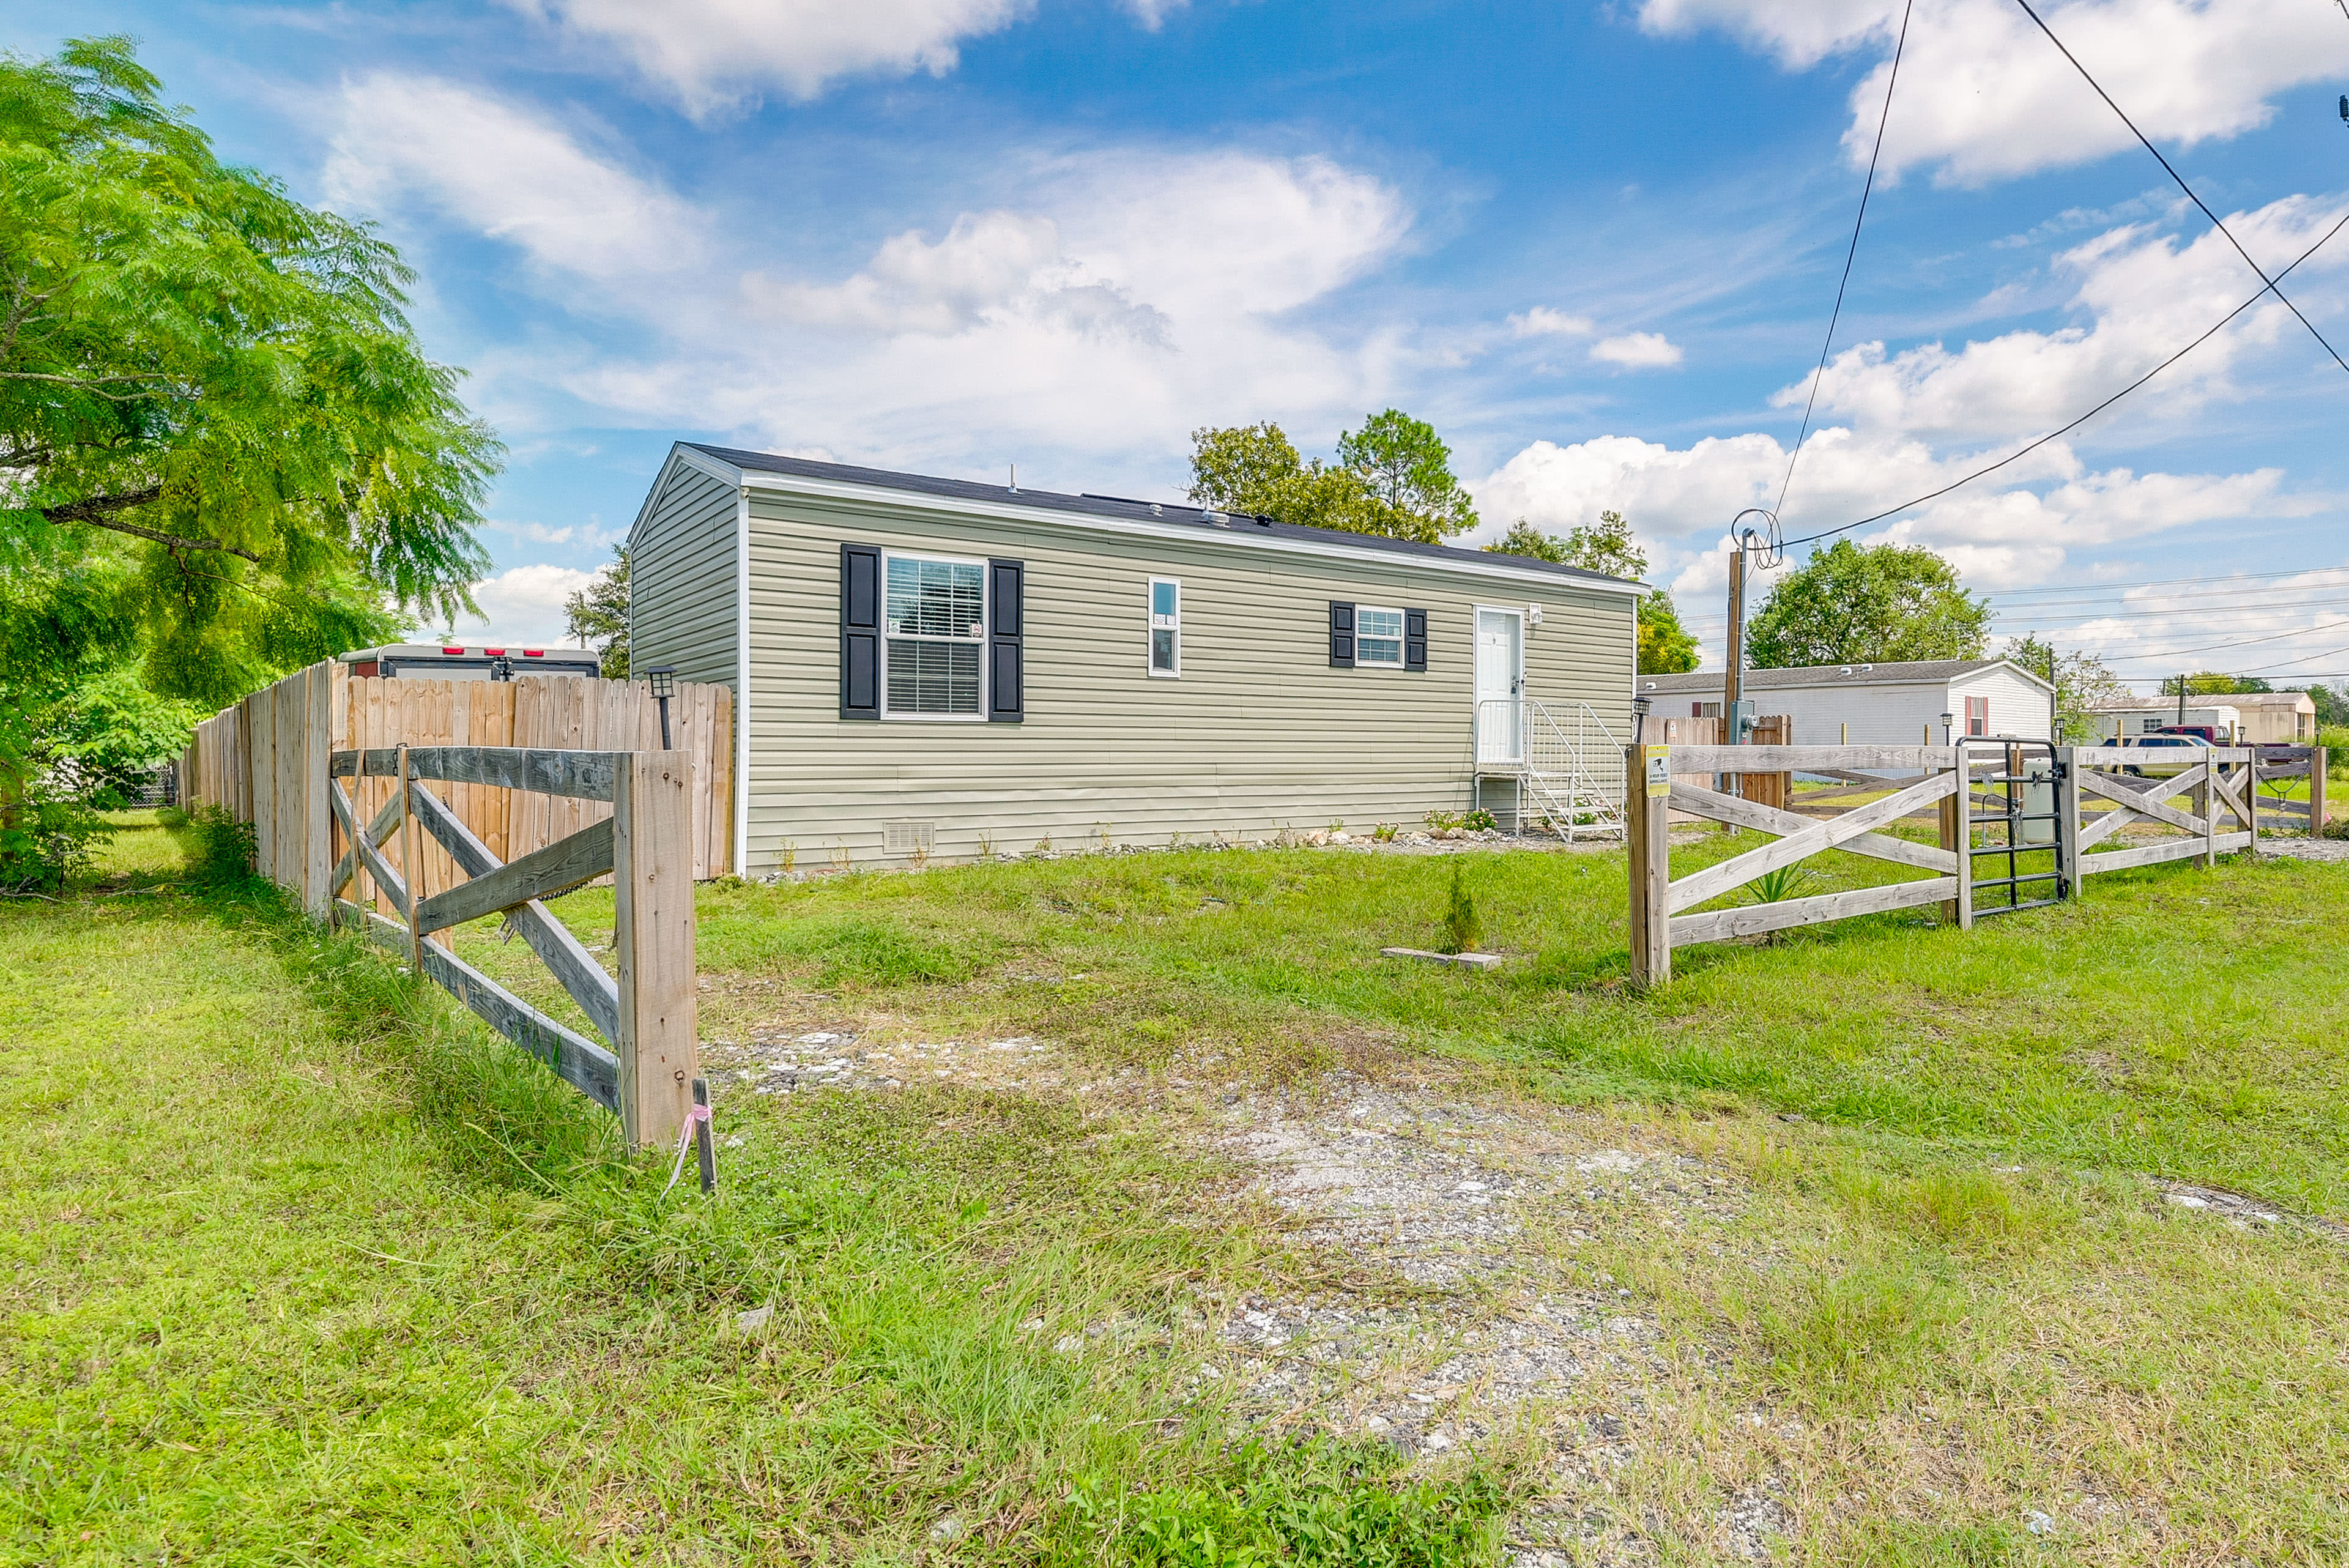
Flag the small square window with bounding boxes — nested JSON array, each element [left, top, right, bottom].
[[1148, 578, 1180, 676], [1357, 605, 1404, 667]]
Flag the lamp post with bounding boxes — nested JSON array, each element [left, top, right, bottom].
[[1940, 710, 1955, 746], [645, 665, 676, 749], [1631, 693, 1653, 745]]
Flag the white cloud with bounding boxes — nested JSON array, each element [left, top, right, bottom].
[[451, 563, 601, 648], [1123, 0, 1188, 27], [533, 147, 1414, 465], [1638, 0, 2345, 186], [1779, 195, 2349, 441], [503, 0, 1028, 113], [1468, 199, 2343, 647], [1508, 306, 1595, 338], [487, 518, 627, 550], [1590, 331, 1684, 369], [324, 75, 700, 281], [747, 209, 1171, 343]]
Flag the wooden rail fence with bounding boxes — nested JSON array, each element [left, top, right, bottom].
[[1627, 740, 2328, 986], [173, 660, 729, 1163]]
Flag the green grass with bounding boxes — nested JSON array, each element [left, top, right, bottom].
[[13, 816, 2349, 1561], [588, 836, 2349, 1211], [1, 818, 1512, 1565]]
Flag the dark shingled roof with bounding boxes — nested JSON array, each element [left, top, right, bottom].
[[1637, 658, 2038, 692], [683, 444, 1644, 590]]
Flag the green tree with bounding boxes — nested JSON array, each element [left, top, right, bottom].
[[2002, 632, 2129, 743], [1336, 409, 1478, 543], [0, 37, 496, 715], [1745, 540, 1989, 668], [1186, 422, 1376, 533], [1483, 511, 1688, 671], [1638, 593, 1700, 674], [564, 545, 631, 680], [1485, 509, 1649, 579], [1187, 409, 1477, 544], [2160, 672, 2270, 696]]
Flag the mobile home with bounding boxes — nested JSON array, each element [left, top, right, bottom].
[[626, 444, 1643, 871]]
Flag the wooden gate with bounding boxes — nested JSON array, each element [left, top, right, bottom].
[[328, 744, 708, 1161]]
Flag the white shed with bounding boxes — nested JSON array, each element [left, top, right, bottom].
[[1636, 658, 2055, 744]]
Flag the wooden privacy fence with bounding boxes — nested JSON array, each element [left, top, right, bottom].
[[181, 663, 735, 892], [1626, 740, 2328, 986]]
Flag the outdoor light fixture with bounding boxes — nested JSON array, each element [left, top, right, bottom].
[[1631, 694, 1652, 718], [1940, 710, 1955, 745], [644, 664, 677, 749]]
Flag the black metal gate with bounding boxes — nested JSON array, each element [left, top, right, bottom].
[[1960, 738, 2068, 916]]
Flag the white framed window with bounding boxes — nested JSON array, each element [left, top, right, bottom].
[[883, 551, 986, 719], [1356, 604, 1405, 667], [1148, 578, 1181, 676]]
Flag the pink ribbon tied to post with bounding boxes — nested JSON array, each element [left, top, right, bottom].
[[661, 1101, 714, 1197]]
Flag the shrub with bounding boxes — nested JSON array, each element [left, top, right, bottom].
[[1460, 807, 1497, 833], [1373, 822, 1398, 842], [175, 804, 258, 886], [1423, 810, 1463, 833], [1441, 861, 1482, 954], [0, 786, 111, 894]]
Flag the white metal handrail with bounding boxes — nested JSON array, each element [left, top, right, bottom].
[[1474, 696, 1627, 841]]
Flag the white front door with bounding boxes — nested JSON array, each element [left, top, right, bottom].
[[1475, 608, 1523, 764]]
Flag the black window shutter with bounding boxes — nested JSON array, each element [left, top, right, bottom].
[[839, 544, 881, 719], [1328, 601, 1355, 667], [1404, 608, 1428, 671], [988, 558, 1023, 722]]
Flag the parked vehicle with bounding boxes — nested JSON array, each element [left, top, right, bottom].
[[2119, 731, 2211, 777]]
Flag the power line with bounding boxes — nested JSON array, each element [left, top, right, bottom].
[[1998, 604, 2349, 630], [2099, 615, 2349, 661], [1776, 0, 1915, 518], [1987, 565, 2349, 597], [2010, 0, 2349, 376], [1994, 583, 2349, 611], [1778, 209, 2349, 551]]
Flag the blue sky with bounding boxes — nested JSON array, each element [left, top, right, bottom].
[[16, 0, 2349, 684]]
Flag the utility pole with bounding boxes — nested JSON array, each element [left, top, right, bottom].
[[1724, 543, 1745, 733]]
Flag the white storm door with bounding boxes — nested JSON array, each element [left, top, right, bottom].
[[1475, 607, 1523, 764]]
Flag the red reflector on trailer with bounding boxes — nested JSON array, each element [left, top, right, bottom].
[[522, 648, 544, 657], [442, 645, 464, 655]]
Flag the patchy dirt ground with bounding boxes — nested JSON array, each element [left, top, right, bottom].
[[700, 1014, 1778, 1562], [695, 1005, 2331, 1564]]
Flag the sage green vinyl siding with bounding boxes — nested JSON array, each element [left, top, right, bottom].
[[739, 493, 1634, 871], [629, 464, 738, 686]]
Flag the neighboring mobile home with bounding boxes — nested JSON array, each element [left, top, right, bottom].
[[2087, 692, 2317, 745], [1636, 658, 2055, 744], [627, 444, 1642, 871]]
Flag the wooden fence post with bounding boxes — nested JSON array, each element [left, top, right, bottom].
[[2315, 748, 2329, 837], [615, 751, 699, 1152], [399, 745, 422, 974], [1937, 789, 1961, 922], [1625, 729, 1671, 988], [2056, 746, 2082, 900], [1952, 749, 1974, 931], [2199, 757, 2217, 869]]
